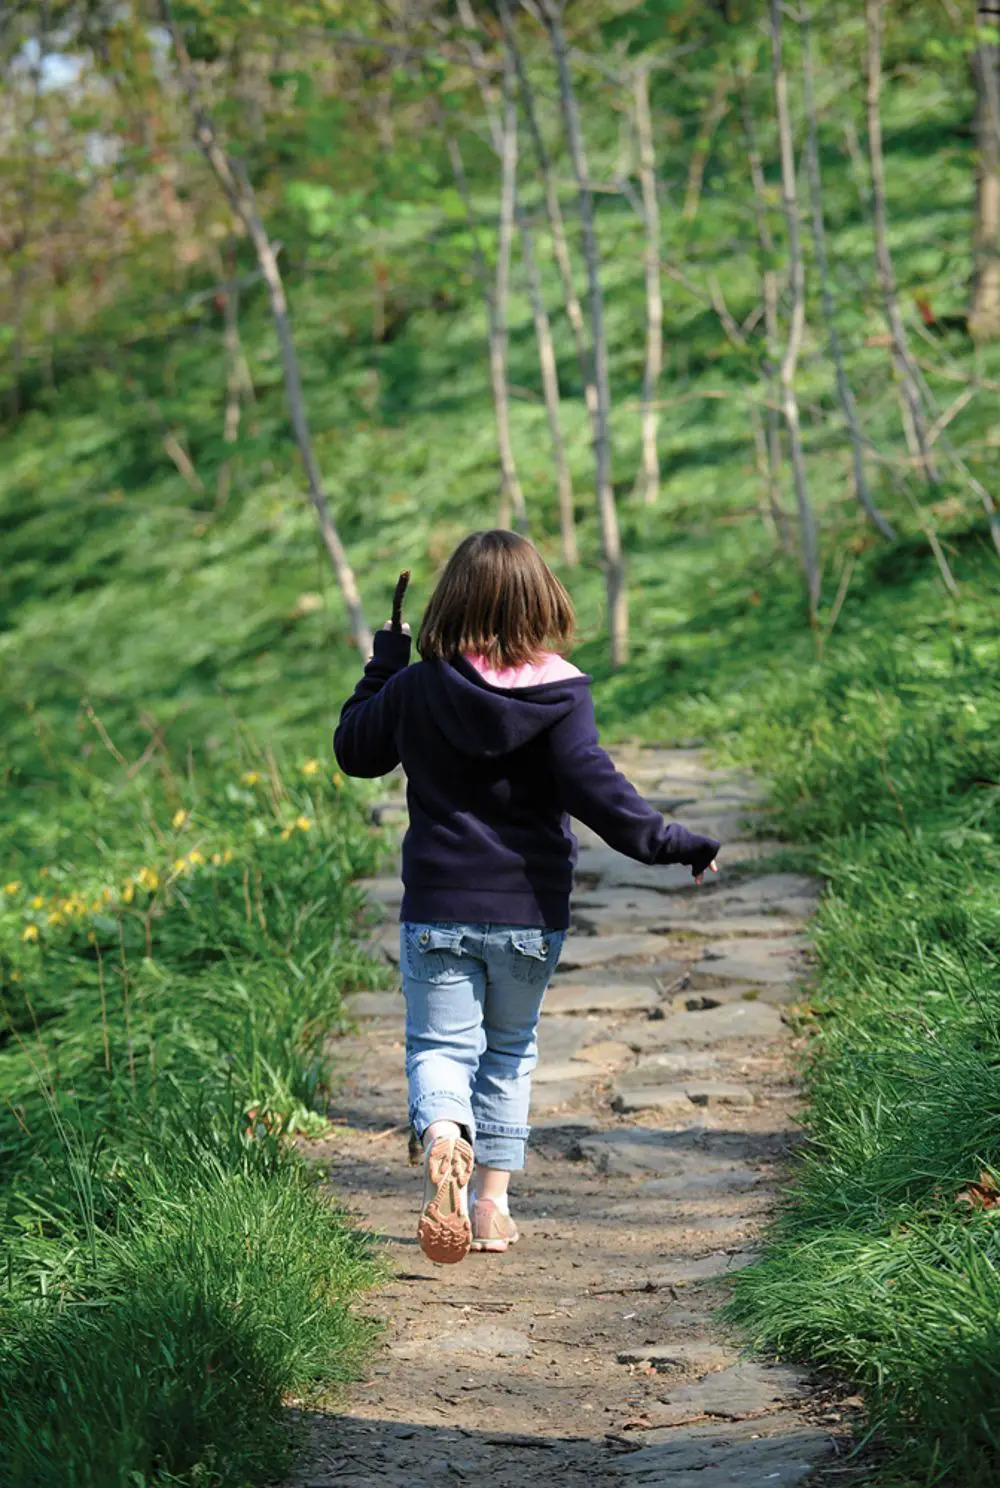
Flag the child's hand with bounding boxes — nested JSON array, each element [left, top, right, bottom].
[[693, 860, 718, 886], [382, 621, 411, 634]]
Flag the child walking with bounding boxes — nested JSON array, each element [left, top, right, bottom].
[[334, 531, 720, 1265]]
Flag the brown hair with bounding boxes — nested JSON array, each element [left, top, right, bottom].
[[417, 530, 575, 669]]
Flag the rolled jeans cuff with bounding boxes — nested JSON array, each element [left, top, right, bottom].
[[475, 1119, 530, 1172], [409, 1091, 474, 1141]]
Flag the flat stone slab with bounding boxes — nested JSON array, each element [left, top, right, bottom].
[[618, 1415, 836, 1484], [663, 1362, 809, 1420], [344, 991, 404, 1019], [640, 1167, 767, 1199], [536, 1016, 589, 1064], [697, 937, 809, 986], [571, 1129, 707, 1177], [534, 1059, 598, 1084], [612, 1086, 698, 1116], [648, 1250, 758, 1287], [543, 981, 660, 1015], [657, 1001, 788, 1045], [722, 873, 820, 909], [424, 1325, 533, 1359], [617, 1342, 736, 1375], [686, 1081, 755, 1108], [611, 1079, 753, 1114], [572, 1039, 634, 1067], [532, 1079, 590, 1109], [556, 935, 670, 970]]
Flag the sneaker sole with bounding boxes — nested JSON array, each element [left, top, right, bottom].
[[418, 1137, 474, 1265]]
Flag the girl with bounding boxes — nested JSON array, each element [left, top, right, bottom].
[[334, 531, 719, 1266]]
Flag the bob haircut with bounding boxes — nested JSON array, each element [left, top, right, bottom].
[[417, 530, 575, 670]]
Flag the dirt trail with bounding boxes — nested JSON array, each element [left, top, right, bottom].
[[291, 747, 848, 1487]]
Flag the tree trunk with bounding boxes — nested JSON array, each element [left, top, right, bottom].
[[864, 0, 938, 485], [492, 63, 528, 531], [504, 5, 598, 432], [770, 0, 821, 622], [683, 67, 730, 221], [800, 3, 894, 540], [740, 82, 791, 553], [441, 119, 528, 534], [517, 208, 579, 563], [161, 6, 371, 657], [541, 0, 627, 667], [216, 253, 255, 510], [970, 0, 1000, 340], [467, 0, 575, 557], [633, 61, 663, 506]]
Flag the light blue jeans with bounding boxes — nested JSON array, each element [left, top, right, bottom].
[[400, 922, 566, 1171]]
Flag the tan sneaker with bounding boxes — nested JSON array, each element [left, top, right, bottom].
[[417, 1136, 474, 1265], [470, 1198, 520, 1253]]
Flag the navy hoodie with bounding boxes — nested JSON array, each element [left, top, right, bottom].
[[334, 631, 720, 931]]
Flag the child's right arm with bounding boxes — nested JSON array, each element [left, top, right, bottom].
[[546, 689, 719, 878], [333, 628, 411, 778]]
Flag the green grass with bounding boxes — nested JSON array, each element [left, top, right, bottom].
[[0, 749, 389, 1485]]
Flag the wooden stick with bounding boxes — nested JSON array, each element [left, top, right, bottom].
[[391, 570, 411, 634]]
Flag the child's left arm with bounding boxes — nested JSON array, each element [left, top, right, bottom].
[[333, 628, 411, 778]]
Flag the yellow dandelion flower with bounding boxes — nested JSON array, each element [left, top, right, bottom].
[[211, 852, 222, 866], [137, 867, 159, 892], [241, 771, 261, 786], [172, 857, 188, 875], [47, 911, 65, 926], [3, 880, 20, 895], [187, 849, 205, 866], [295, 815, 313, 832], [10, 969, 21, 983], [31, 895, 45, 910], [331, 772, 343, 790], [222, 848, 233, 863], [21, 924, 39, 943], [172, 809, 188, 829], [301, 759, 320, 776], [101, 887, 114, 903], [123, 883, 135, 904], [279, 827, 294, 842], [90, 900, 102, 912]]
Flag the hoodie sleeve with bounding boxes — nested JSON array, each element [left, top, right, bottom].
[[333, 630, 411, 778], [546, 688, 720, 874]]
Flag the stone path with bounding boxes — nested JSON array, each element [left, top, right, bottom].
[[289, 748, 851, 1487]]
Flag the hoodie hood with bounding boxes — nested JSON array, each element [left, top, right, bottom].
[[421, 655, 592, 759]]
